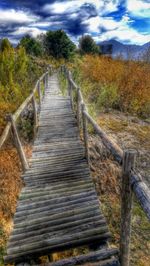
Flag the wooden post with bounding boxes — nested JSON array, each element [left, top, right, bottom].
[[46, 72, 49, 90], [7, 114, 29, 172], [37, 80, 42, 108], [44, 73, 48, 90], [77, 88, 81, 128], [67, 71, 73, 109], [81, 103, 89, 164], [32, 95, 38, 137], [120, 150, 136, 266], [67, 70, 70, 96], [70, 82, 73, 110]]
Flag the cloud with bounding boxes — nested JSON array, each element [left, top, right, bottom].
[[127, 0, 150, 18], [0, 0, 149, 45], [43, 0, 120, 16], [0, 8, 37, 24], [11, 26, 46, 38], [94, 24, 150, 45]]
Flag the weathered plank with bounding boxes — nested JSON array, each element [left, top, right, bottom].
[[45, 248, 119, 266]]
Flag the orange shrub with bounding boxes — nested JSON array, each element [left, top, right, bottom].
[[79, 55, 150, 117]]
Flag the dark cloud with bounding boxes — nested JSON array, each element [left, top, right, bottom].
[[0, 0, 96, 41], [64, 17, 88, 36]]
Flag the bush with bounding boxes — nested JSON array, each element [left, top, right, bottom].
[[19, 35, 43, 57]]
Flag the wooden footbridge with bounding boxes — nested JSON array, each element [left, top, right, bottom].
[[0, 66, 150, 266]]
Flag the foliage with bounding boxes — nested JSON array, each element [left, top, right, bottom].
[[79, 35, 100, 55], [45, 30, 76, 59], [0, 38, 12, 52], [19, 35, 43, 56], [0, 44, 42, 129], [97, 84, 119, 110], [73, 55, 150, 117]]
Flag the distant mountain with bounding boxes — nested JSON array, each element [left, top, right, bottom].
[[99, 40, 150, 60]]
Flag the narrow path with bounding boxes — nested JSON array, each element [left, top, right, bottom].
[[4, 73, 115, 265]]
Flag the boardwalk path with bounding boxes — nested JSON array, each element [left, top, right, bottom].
[[4, 73, 117, 265]]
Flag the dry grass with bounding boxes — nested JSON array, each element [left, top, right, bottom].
[[88, 112, 150, 266], [0, 143, 32, 265], [78, 55, 150, 117]]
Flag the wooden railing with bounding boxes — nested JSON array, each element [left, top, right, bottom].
[[0, 65, 53, 171], [60, 65, 150, 266]]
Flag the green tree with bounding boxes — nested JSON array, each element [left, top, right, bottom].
[[45, 30, 76, 59], [19, 35, 43, 57], [0, 38, 12, 52], [79, 35, 100, 55]]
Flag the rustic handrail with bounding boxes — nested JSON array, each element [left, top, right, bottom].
[[0, 65, 52, 149], [61, 65, 150, 221]]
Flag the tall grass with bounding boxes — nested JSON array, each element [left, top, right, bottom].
[[0, 46, 43, 131], [73, 55, 150, 118]]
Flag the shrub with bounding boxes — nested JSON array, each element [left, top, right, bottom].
[[19, 35, 43, 57]]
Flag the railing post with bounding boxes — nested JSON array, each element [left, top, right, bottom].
[[77, 88, 81, 128], [44, 75, 46, 91], [37, 80, 42, 108], [67, 71, 73, 109], [7, 114, 29, 172], [32, 95, 38, 137], [46, 72, 49, 89], [120, 150, 136, 266], [81, 103, 89, 164]]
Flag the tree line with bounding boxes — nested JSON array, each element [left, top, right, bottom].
[[0, 30, 101, 59]]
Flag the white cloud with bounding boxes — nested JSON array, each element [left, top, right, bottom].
[[43, 0, 119, 15], [0, 8, 37, 24], [94, 26, 150, 45], [85, 16, 120, 33], [84, 10, 150, 45], [127, 0, 150, 17], [86, 16, 101, 32], [12, 27, 46, 38]]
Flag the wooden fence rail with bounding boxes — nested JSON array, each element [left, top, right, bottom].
[[0, 65, 53, 170], [60, 65, 150, 266]]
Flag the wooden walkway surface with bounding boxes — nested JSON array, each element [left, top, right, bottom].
[[4, 73, 118, 265]]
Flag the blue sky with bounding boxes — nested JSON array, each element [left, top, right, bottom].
[[0, 0, 149, 45]]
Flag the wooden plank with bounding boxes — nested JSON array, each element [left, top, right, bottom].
[[14, 201, 101, 224], [45, 248, 119, 266], [13, 208, 102, 235], [8, 221, 107, 248], [15, 195, 98, 218], [5, 232, 111, 264], [7, 228, 110, 255], [16, 191, 97, 211], [11, 215, 105, 243]]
